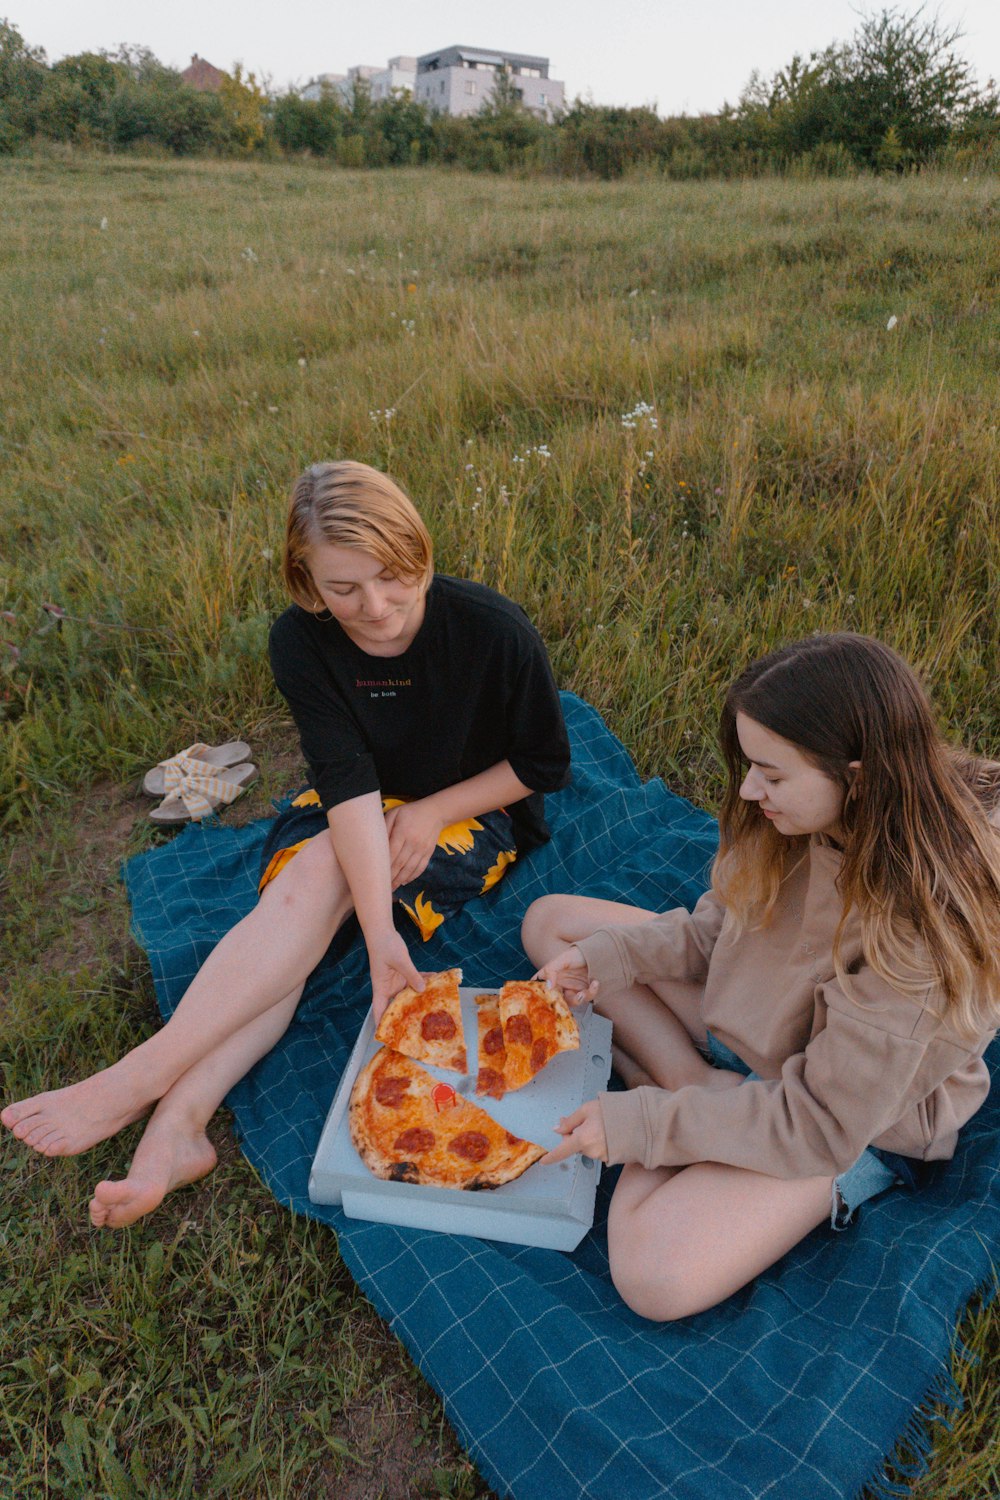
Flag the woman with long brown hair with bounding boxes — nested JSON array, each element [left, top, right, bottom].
[[523, 633, 1000, 1321]]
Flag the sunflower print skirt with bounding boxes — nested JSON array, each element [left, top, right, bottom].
[[258, 790, 518, 942]]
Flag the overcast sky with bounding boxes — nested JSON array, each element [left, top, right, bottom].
[[12, 0, 1000, 114]]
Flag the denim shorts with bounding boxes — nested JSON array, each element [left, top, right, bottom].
[[704, 1031, 926, 1229]]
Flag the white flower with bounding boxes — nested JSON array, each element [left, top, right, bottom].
[[628, 288, 639, 298], [261, 547, 274, 561], [100, 217, 108, 231], [267, 405, 279, 413], [298, 357, 307, 367], [886, 315, 898, 331], [242, 247, 258, 264], [192, 329, 201, 338]]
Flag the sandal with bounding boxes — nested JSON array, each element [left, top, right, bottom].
[[142, 741, 251, 797], [148, 762, 258, 825]]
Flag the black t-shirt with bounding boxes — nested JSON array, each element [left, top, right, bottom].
[[268, 575, 571, 854]]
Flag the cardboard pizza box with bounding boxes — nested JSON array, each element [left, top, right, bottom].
[[308, 988, 613, 1251]]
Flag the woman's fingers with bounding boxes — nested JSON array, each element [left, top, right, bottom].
[[538, 1134, 579, 1166]]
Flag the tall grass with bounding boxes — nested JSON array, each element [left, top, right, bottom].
[[2, 156, 999, 1495]]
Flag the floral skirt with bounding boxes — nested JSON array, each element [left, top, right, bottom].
[[258, 789, 518, 942]]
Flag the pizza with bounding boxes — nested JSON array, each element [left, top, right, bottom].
[[474, 993, 507, 1099], [374, 967, 466, 1073], [498, 980, 580, 1092], [349, 1046, 545, 1189]]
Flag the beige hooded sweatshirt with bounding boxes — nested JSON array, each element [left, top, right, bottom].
[[576, 840, 994, 1179]]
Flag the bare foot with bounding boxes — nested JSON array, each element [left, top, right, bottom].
[[89, 1115, 218, 1229], [1, 1069, 151, 1157]]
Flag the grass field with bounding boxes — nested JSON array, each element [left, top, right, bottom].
[[2, 154, 999, 1497]]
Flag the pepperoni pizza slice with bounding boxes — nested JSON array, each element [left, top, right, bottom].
[[349, 1047, 545, 1189], [375, 967, 467, 1073], [498, 979, 580, 1092], [474, 993, 507, 1099]]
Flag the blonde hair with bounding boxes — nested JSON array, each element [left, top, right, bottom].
[[712, 634, 1000, 1037], [283, 460, 433, 611]]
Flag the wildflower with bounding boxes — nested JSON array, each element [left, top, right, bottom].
[[406, 282, 417, 293], [261, 547, 274, 561], [192, 329, 201, 338], [100, 217, 108, 231], [242, 247, 258, 263], [465, 464, 475, 471], [628, 288, 639, 298], [298, 357, 307, 367], [268, 405, 279, 414], [346, 268, 357, 276], [886, 315, 898, 331]]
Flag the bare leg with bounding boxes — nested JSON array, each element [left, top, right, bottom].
[[522, 894, 739, 1091], [89, 984, 304, 1229], [2, 833, 352, 1157], [608, 1160, 833, 1320]]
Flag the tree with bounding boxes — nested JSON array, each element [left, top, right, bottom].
[[736, 8, 984, 168], [218, 62, 266, 152], [823, 7, 979, 163], [0, 18, 47, 150]]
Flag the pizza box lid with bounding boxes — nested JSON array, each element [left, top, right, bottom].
[[308, 987, 613, 1251]]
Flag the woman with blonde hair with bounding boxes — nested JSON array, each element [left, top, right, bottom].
[[524, 633, 1000, 1321], [3, 460, 570, 1226]]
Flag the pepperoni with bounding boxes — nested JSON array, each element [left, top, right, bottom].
[[421, 1009, 457, 1041], [530, 1037, 552, 1073], [477, 1068, 505, 1099], [505, 1014, 533, 1047], [448, 1131, 490, 1163], [375, 1076, 410, 1107], [483, 1024, 504, 1056], [393, 1127, 435, 1155]]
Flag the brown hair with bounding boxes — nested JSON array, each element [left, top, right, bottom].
[[283, 461, 433, 611], [712, 633, 1000, 1035]]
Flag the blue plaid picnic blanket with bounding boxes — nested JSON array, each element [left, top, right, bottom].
[[123, 693, 1000, 1500]]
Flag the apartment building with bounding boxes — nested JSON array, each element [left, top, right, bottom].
[[414, 46, 564, 122], [301, 57, 417, 105]]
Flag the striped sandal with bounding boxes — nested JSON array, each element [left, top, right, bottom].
[[142, 741, 251, 797], [148, 760, 258, 825]]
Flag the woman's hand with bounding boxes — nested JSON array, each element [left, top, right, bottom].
[[383, 800, 443, 889], [534, 946, 599, 1007], [539, 1100, 608, 1166], [367, 930, 425, 1021]]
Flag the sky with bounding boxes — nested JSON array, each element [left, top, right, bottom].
[[11, 0, 1000, 115]]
